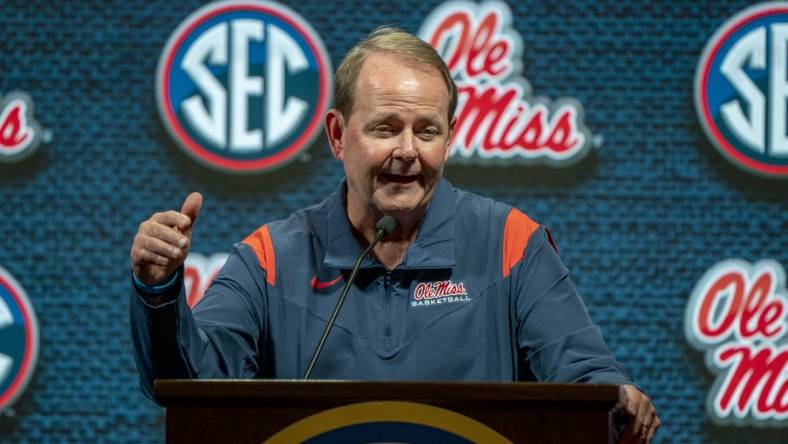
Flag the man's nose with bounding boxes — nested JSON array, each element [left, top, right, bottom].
[[393, 131, 418, 161]]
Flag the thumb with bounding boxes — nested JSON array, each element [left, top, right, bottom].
[[180, 192, 203, 226]]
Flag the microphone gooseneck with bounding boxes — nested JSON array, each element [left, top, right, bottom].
[[303, 216, 397, 379]]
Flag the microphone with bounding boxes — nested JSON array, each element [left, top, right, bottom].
[[375, 215, 396, 238], [303, 216, 396, 379]]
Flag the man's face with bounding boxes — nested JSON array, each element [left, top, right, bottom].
[[326, 52, 454, 222]]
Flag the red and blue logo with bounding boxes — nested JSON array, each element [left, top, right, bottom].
[[0, 92, 42, 163], [157, 0, 331, 173], [0, 266, 39, 412], [695, 3, 788, 178]]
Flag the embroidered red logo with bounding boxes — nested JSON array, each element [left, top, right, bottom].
[[310, 274, 343, 290], [685, 259, 788, 424], [418, 0, 592, 166], [412, 280, 470, 307]]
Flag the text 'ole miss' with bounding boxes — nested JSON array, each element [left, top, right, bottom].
[[419, 0, 592, 166], [413, 280, 468, 301], [685, 259, 788, 424]]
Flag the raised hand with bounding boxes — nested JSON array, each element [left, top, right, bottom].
[[131, 192, 203, 286]]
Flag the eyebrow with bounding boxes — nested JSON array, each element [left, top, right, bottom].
[[367, 112, 446, 130], [367, 112, 399, 124]]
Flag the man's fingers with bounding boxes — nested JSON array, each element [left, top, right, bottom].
[[131, 197, 202, 287], [614, 386, 659, 444], [642, 410, 659, 443], [633, 396, 650, 437], [151, 210, 191, 229], [147, 222, 189, 248], [646, 416, 661, 442], [180, 192, 203, 224], [617, 385, 653, 443], [142, 235, 184, 260], [625, 394, 641, 423], [622, 415, 638, 444], [133, 247, 169, 267], [618, 385, 636, 412]]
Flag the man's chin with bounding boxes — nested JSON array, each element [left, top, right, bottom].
[[373, 195, 426, 218]]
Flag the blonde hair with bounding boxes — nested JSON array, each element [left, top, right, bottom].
[[333, 26, 457, 122]]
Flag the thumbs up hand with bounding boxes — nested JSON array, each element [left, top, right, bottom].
[[131, 192, 203, 286]]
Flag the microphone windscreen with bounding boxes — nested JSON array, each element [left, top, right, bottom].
[[375, 216, 396, 236]]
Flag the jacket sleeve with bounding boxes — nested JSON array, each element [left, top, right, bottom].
[[129, 243, 268, 402], [512, 227, 632, 385]]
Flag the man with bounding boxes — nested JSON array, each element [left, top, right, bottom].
[[130, 28, 659, 442]]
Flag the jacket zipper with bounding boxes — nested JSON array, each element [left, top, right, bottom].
[[383, 271, 392, 340]]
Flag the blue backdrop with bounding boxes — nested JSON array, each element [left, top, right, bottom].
[[0, 0, 786, 442]]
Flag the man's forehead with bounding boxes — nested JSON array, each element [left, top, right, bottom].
[[352, 53, 450, 114], [358, 52, 443, 83]]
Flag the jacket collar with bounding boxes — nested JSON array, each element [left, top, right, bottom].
[[323, 178, 457, 270]]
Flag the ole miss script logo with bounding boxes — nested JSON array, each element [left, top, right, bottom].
[[157, 0, 331, 173], [419, 0, 592, 166], [695, 3, 788, 178], [0, 92, 42, 163], [412, 280, 470, 307], [0, 267, 39, 412], [685, 259, 788, 424]]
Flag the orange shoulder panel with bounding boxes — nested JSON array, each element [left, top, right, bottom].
[[242, 224, 276, 286], [502, 208, 539, 278]]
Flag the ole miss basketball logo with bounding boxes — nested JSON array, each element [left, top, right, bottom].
[[0, 267, 39, 412], [695, 3, 788, 178], [157, 0, 331, 173]]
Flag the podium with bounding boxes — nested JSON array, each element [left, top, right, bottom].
[[154, 380, 619, 443]]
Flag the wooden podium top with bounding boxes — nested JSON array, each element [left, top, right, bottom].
[[155, 379, 618, 403]]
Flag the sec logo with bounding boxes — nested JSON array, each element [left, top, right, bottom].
[[696, 3, 788, 178], [157, 0, 331, 173], [0, 266, 39, 412]]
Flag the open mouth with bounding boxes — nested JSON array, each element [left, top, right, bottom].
[[381, 173, 419, 184]]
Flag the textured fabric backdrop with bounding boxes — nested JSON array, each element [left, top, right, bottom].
[[0, 0, 786, 442]]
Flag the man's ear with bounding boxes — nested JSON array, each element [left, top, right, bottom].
[[444, 115, 458, 161], [324, 109, 345, 160]]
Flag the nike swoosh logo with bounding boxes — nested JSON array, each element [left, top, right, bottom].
[[310, 275, 343, 289]]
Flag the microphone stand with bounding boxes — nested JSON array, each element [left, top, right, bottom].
[[303, 216, 395, 379]]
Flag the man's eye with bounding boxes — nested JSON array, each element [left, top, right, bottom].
[[420, 128, 439, 139], [375, 126, 393, 135]]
